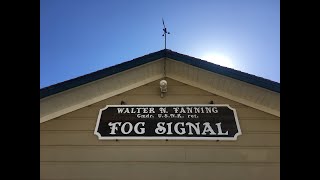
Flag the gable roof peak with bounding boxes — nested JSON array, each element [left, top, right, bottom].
[[40, 49, 279, 99]]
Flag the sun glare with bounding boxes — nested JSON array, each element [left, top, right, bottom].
[[201, 53, 235, 69]]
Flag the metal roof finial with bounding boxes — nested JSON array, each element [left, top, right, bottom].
[[162, 18, 170, 49]]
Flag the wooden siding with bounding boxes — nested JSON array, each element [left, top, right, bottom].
[[40, 59, 164, 123], [166, 59, 280, 116], [41, 162, 279, 180], [40, 78, 280, 180]]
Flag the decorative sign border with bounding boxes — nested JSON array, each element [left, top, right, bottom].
[[94, 104, 242, 140]]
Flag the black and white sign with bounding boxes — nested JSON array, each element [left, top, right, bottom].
[[94, 105, 242, 140]]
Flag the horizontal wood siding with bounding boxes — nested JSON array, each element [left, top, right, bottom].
[[41, 162, 279, 180], [41, 146, 279, 162], [40, 78, 280, 180]]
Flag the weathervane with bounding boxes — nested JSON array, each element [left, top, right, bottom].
[[162, 18, 170, 49]]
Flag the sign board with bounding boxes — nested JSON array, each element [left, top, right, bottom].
[[94, 105, 241, 140]]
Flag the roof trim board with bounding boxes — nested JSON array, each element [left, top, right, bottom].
[[40, 49, 279, 99]]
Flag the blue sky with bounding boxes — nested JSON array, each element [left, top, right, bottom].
[[40, 0, 279, 88]]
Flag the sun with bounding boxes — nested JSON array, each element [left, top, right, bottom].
[[201, 53, 235, 69]]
